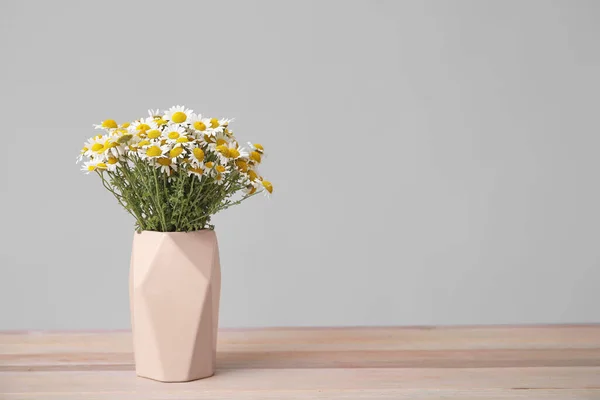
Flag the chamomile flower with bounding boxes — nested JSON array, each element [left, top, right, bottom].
[[168, 144, 186, 161], [164, 105, 193, 124], [248, 149, 262, 164], [248, 142, 265, 155], [155, 157, 178, 175], [163, 124, 187, 142], [106, 156, 122, 172], [246, 169, 260, 182], [244, 181, 259, 195], [140, 144, 167, 160], [214, 172, 226, 185], [205, 131, 231, 150], [189, 146, 206, 165], [148, 109, 161, 118], [260, 179, 273, 197], [94, 119, 118, 131], [83, 135, 104, 157], [234, 158, 250, 172], [188, 113, 209, 134], [207, 117, 232, 134], [81, 159, 108, 174], [187, 162, 205, 179], [203, 161, 216, 174], [220, 141, 247, 160], [130, 118, 158, 136]]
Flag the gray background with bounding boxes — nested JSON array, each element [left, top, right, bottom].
[[1, 0, 599, 330]]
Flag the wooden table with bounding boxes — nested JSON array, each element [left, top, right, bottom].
[[1, 325, 599, 399]]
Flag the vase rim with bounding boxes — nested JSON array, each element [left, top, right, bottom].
[[135, 229, 216, 236]]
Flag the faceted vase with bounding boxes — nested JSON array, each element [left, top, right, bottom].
[[129, 230, 221, 382]]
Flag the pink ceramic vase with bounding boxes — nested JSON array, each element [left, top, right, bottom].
[[129, 230, 221, 382]]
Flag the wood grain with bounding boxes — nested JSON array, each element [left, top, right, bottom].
[[1, 325, 599, 399]]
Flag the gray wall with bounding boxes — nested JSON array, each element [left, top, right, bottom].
[[1, 0, 599, 330]]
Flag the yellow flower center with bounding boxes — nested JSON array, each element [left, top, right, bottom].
[[157, 158, 171, 166], [171, 112, 187, 123], [107, 157, 118, 165], [254, 143, 264, 152], [205, 161, 214, 169], [216, 165, 226, 173], [101, 120, 118, 129], [210, 118, 219, 128], [193, 148, 204, 161], [155, 118, 167, 126], [168, 131, 180, 139], [91, 143, 104, 152], [262, 180, 273, 193], [121, 122, 130, 128], [138, 140, 150, 147], [250, 151, 262, 163], [194, 121, 206, 131], [117, 134, 133, 144], [176, 136, 189, 143], [235, 159, 248, 172], [136, 123, 151, 132], [169, 147, 183, 158], [106, 141, 118, 148], [81, 146, 89, 153], [190, 167, 203, 175], [97, 162, 107, 169], [215, 173, 223, 181], [248, 170, 258, 181], [247, 185, 256, 195], [228, 148, 240, 158], [147, 129, 161, 139], [216, 144, 229, 156], [146, 146, 162, 157], [87, 165, 96, 171], [216, 138, 227, 146], [204, 134, 215, 143]]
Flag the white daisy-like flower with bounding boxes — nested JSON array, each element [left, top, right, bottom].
[[164, 105, 194, 125], [129, 118, 158, 136], [187, 113, 210, 135], [140, 144, 167, 160], [147, 109, 161, 118], [205, 131, 231, 150], [163, 124, 187, 142], [244, 180, 259, 195], [222, 141, 248, 160], [106, 156, 122, 172], [155, 157, 178, 175], [246, 168, 260, 183], [203, 161, 217, 174], [167, 144, 186, 162], [187, 162, 205, 179], [207, 117, 232, 133], [81, 159, 108, 174], [214, 172, 226, 185], [211, 164, 230, 179], [259, 179, 273, 197], [189, 146, 206, 166], [82, 135, 104, 157], [93, 119, 119, 131], [247, 142, 265, 155]]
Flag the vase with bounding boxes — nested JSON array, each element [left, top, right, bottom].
[[129, 230, 221, 382]]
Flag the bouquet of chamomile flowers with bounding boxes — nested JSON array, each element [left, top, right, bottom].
[[77, 106, 272, 232]]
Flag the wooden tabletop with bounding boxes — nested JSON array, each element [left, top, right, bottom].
[[1, 325, 599, 399]]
